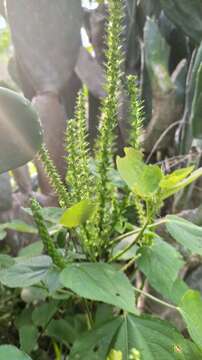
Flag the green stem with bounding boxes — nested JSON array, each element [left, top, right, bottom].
[[109, 221, 148, 263], [133, 287, 177, 310], [121, 253, 142, 272]]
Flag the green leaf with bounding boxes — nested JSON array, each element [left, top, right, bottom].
[[19, 241, 43, 257], [70, 314, 202, 360], [19, 325, 39, 354], [60, 263, 136, 313], [179, 290, 202, 350], [192, 64, 202, 139], [32, 301, 58, 328], [160, 167, 194, 189], [46, 318, 85, 345], [0, 256, 52, 288], [137, 237, 184, 298], [117, 148, 162, 198], [161, 168, 202, 199], [0, 87, 43, 174], [0, 346, 32, 360], [60, 199, 96, 228], [0, 254, 15, 269], [6, 220, 37, 234], [160, 0, 202, 43], [166, 215, 202, 255]]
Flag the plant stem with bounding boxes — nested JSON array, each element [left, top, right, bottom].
[[109, 221, 148, 263], [84, 299, 93, 330], [121, 254, 141, 272], [133, 287, 177, 310]]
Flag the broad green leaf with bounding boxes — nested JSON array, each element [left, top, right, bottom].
[[60, 199, 96, 228], [0, 345, 32, 360], [19, 325, 39, 354], [166, 215, 202, 255], [179, 290, 202, 350], [117, 148, 163, 198], [70, 314, 202, 360], [60, 263, 136, 313], [137, 237, 184, 298], [0, 256, 52, 288], [161, 168, 202, 199], [32, 301, 58, 328], [19, 241, 43, 257], [160, 167, 194, 189]]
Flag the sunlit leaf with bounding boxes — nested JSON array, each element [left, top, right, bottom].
[[117, 148, 162, 198], [160, 166, 194, 189], [161, 168, 202, 199], [60, 199, 96, 228]]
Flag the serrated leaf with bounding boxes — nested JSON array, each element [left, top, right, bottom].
[[19, 325, 39, 354], [60, 199, 96, 228], [70, 314, 202, 360], [166, 215, 202, 255], [117, 148, 162, 198], [60, 263, 136, 313], [179, 290, 202, 350], [137, 237, 184, 298], [0, 345, 32, 360], [0, 256, 52, 288]]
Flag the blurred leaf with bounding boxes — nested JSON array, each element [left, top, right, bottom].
[[0, 256, 52, 288], [19, 241, 43, 257], [0, 254, 14, 269], [179, 290, 202, 349], [60, 199, 96, 228], [19, 325, 39, 354], [144, 17, 172, 93], [60, 263, 136, 313], [160, 0, 202, 43], [166, 215, 202, 255], [0, 87, 43, 174], [6, 220, 37, 234], [161, 168, 202, 199], [32, 301, 58, 328], [191, 63, 202, 139], [0, 346, 32, 360]]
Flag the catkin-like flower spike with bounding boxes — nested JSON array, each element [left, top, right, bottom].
[[75, 87, 92, 200], [30, 198, 66, 269], [95, 0, 124, 240], [65, 118, 79, 202], [65, 88, 92, 202], [40, 144, 69, 208], [127, 75, 144, 150]]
